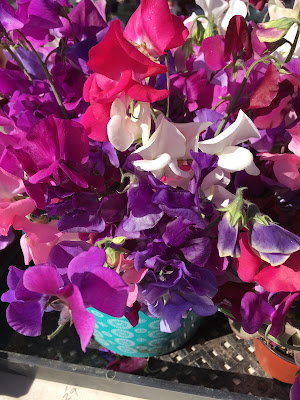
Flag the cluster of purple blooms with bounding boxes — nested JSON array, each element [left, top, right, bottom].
[[0, 0, 300, 395]]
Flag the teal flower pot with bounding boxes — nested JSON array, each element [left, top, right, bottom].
[[88, 308, 202, 357]]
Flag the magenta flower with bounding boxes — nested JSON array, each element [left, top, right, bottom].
[[14, 115, 89, 188], [81, 19, 168, 141]]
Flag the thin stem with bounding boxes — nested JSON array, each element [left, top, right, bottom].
[[214, 55, 276, 137], [189, 15, 209, 35], [285, 24, 300, 64], [63, 12, 79, 44], [165, 54, 170, 118], [150, 106, 157, 122], [17, 30, 68, 119], [47, 324, 65, 341], [2, 44, 33, 82], [204, 214, 223, 231], [45, 48, 58, 65]]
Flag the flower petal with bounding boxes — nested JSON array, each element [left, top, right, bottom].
[[198, 110, 260, 155], [218, 146, 259, 174]]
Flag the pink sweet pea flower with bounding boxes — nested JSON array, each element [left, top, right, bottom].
[[287, 123, 300, 157], [259, 153, 300, 191], [115, 254, 148, 307], [123, 0, 188, 57], [234, 232, 300, 293], [0, 167, 35, 236], [14, 217, 78, 265]]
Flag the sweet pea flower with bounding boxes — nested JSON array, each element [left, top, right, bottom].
[[268, 0, 300, 20], [248, 208, 300, 266], [234, 232, 300, 293], [107, 98, 151, 152], [198, 110, 261, 175], [200, 167, 234, 208], [260, 123, 300, 191], [15, 217, 79, 265], [81, 19, 168, 141], [133, 115, 210, 180], [0, 167, 35, 236], [21, 247, 129, 351], [115, 254, 148, 307], [123, 0, 188, 57], [195, 0, 247, 32]]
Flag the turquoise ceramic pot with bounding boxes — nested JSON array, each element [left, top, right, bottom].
[[88, 308, 202, 357]]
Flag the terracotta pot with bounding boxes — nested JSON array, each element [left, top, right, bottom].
[[254, 338, 299, 384]]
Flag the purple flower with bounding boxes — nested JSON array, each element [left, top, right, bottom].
[[0, 226, 14, 250], [22, 246, 129, 351], [290, 373, 300, 400], [3, 246, 129, 351], [1, 266, 46, 336], [240, 291, 273, 334], [59, 0, 107, 41], [248, 215, 300, 266]]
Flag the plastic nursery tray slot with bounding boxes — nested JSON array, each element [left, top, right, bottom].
[[0, 350, 269, 400]]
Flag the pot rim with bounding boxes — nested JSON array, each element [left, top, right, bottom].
[[256, 337, 296, 365]]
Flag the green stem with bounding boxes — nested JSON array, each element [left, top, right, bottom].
[[47, 324, 65, 341], [16, 30, 68, 119], [45, 48, 58, 65], [63, 12, 79, 44], [150, 106, 157, 123], [214, 56, 276, 137], [285, 24, 300, 64], [2, 44, 33, 82], [204, 214, 223, 231], [189, 15, 209, 35], [165, 55, 170, 118]]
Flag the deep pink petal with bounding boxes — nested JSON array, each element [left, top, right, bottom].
[[80, 103, 111, 142], [87, 20, 167, 81], [255, 251, 300, 292], [23, 265, 63, 295], [124, 0, 188, 56], [234, 232, 262, 282], [248, 63, 279, 109], [202, 36, 226, 71], [58, 284, 95, 352], [127, 80, 169, 102]]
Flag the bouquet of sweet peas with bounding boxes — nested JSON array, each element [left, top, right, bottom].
[[0, 0, 300, 394]]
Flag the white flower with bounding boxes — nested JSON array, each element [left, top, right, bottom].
[[194, 0, 247, 32], [198, 110, 261, 175], [221, 0, 247, 32], [107, 98, 150, 152], [268, 0, 300, 20], [201, 167, 235, 207], [195, 0, 228, 20], [133, 115, 210, 180]]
